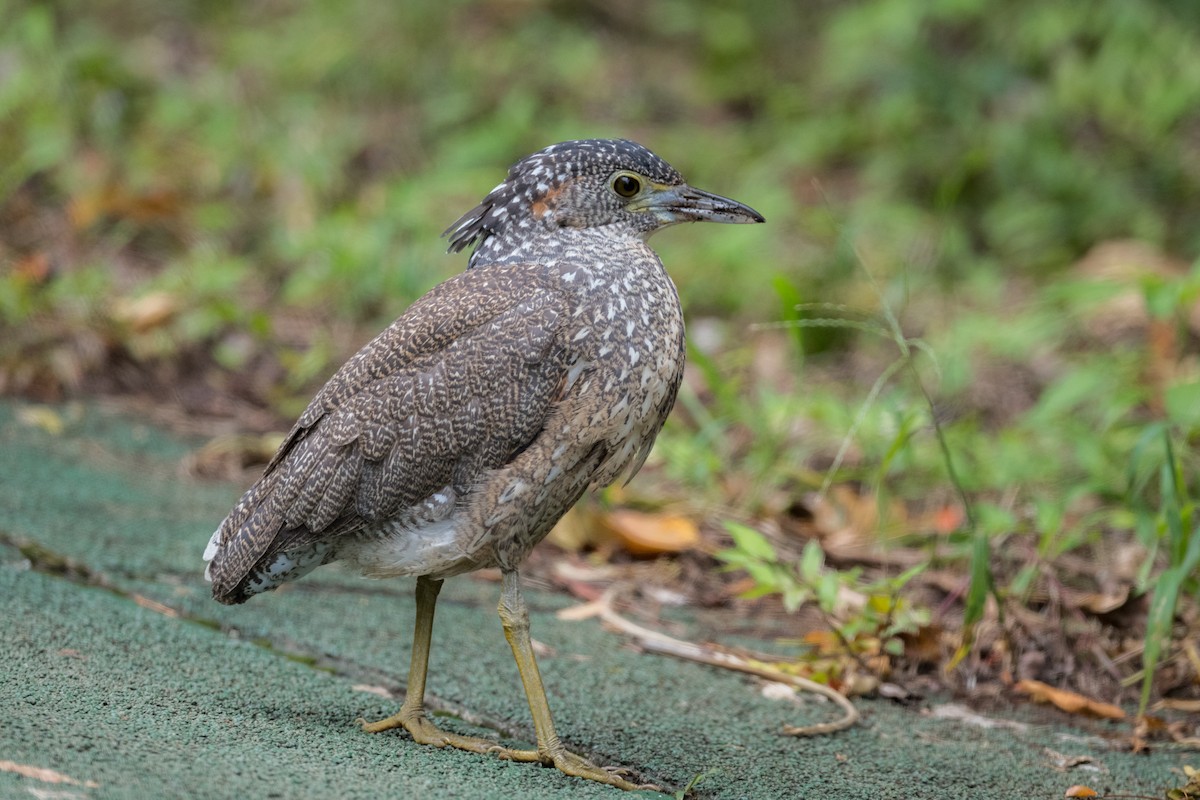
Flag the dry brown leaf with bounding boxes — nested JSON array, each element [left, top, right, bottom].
[[1063, 786, 1098, 798], [928, 504, 965, 535], [13, 252, 52, 285], [1071, 239, 1197, 338], [807, 485, 911, 562], [898, 624, 946, 665], [1015, 679, 1126, 719], [546, 506, 597, 551], [69, 185, 184, 229], [111, 291, 180, 333], [1070, 585, 1131, 615], [1134, 714, 1200, 749], [801, 630, 841, 655], [597, 509, 699, 556]]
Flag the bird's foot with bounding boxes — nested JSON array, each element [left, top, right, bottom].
[[538, 746, 656, 792], [360, 710, 654, 790], [358, 710, 541, 761]]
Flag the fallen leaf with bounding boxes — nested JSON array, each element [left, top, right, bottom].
[[1069, 585, 1131, 615], [1168, 765, 1200, 800], [897, 624, 946, 665], [761, 681, 798, 701], [928, 504, 965, 535], [132, 593, 179, 618], [111, 291, 180, 333], [0, 761, 98, 787], [1071, 239, 1198, 339], [12, 252, 52, 285], [69, 184, 184, 229], [597, 509, 699, 556], [1015, 679, 1126, 719], [1064, 786, 1098, 798], [801, 630, 841, 654], [927, 703, 1030, 732], [805, 486, 916, 563], [16, 406, 65, 436], [1043, 748, 1096, 771], [546, 506, 597, 551], [877, 682, 915, 701], [1134, 714, 1200, 749]]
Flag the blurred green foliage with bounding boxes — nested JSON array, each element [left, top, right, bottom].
[[5, 0, 1200, 324]]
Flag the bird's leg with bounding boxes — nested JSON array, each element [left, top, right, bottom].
[[497, 569, 643, 791], [359, 575, 539, 759]]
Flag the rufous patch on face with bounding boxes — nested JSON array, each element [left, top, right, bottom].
[[531, 184, 567, 220]]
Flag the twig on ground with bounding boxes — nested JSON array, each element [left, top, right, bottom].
[[558, 585, 860, 736]]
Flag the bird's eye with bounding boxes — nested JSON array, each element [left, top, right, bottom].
[[611, 173, 642, 198]]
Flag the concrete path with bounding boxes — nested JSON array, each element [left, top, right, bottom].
[[0, 401, 1190, 799]]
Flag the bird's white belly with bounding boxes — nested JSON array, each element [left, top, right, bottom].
[[339, 515, 491, 579]]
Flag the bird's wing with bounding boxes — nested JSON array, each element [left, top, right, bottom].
[[208, 265, 573, 601]]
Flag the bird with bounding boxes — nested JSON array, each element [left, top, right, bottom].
[[203, 138, 764, 790]]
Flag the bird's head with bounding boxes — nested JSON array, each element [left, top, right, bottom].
[[445, 138, 764, 264]]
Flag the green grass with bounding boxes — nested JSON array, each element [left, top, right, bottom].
[[2, 0, 1200, 704]]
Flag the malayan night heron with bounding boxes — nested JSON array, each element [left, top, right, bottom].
[[205, 139, 764, 789]]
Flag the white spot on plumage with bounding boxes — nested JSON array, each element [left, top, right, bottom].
[[565, 358, 591, 390], [203, 529, 221, 582], [499, 480, 529, 503], [203, 529, 220, 561]]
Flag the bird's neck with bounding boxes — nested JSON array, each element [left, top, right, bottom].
[[466, 225, 647, 270]]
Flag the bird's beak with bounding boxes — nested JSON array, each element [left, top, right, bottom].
[[630, 184, 765, 226]]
